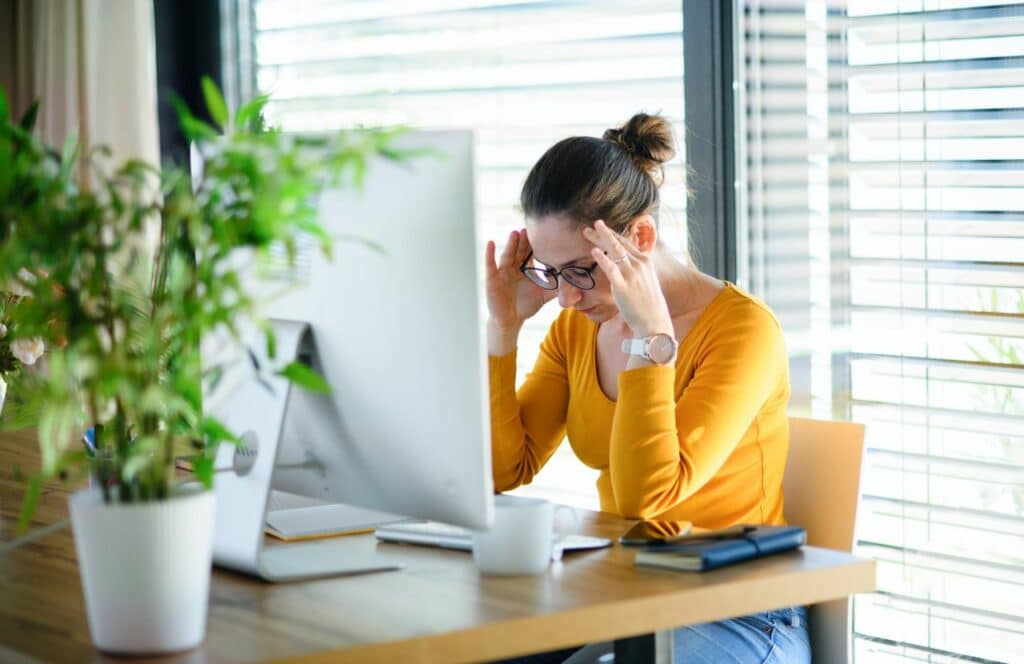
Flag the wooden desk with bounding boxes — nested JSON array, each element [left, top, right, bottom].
[[0, 429, 875, 663]]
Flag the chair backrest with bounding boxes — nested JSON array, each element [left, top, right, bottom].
[[783, 417, 866, 664], [783, 417, 865, 551]]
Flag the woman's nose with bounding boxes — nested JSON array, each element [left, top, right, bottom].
[[557, 281, 583, 308]]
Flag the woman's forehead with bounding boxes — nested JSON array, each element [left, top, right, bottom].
[[526, 215, 591, 265]]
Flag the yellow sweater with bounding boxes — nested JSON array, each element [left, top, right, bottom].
[[489, 282, 790, 529]]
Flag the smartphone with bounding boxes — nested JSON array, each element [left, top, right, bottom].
[[619, 520, 693, 546]]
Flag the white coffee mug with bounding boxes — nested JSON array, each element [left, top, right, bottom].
[[472, 495, 559, 575]]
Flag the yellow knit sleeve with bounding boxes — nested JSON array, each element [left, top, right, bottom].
[[488, 316, 571, 491], [609, 301, 787, 518]]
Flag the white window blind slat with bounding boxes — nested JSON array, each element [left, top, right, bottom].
[[843, 2, 1024, 22], [255, 0, 548, 30]]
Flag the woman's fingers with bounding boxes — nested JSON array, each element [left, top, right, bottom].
[[598, 219, 644, 260], [495, 229, 533, 272], [586, 220, 673, 338], [514, 228, 532, 265], [485, 240, 498, 277], [613, 223, 645, 259], [497, 230, 520, 270], [591, 246, 627, 289], [584, 220, 632, 265]]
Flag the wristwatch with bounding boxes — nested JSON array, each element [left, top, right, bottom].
[[621, 333, 679, 365]]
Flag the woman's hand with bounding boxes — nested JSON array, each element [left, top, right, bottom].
[[485, 229, 554, 335], [584, 220, 673, 338]]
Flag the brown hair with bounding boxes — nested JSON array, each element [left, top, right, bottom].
[[520, 113, 677, 234]]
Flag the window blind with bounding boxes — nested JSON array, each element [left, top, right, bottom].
[[239, 0, 686, 509], [741, 1, 1024, 661]]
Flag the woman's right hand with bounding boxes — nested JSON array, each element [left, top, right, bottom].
[[485, 229, 554, 334]]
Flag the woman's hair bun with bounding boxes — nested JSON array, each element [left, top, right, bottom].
[[602, 113, 676, 182]]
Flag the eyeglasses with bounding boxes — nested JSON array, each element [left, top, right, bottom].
[[520, 251, 599, 291]]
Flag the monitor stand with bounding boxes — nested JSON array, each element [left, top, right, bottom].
[[209, 319, 403, 582]]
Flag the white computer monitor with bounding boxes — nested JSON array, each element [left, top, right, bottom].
[[203, 130, 493, 579], [266, 129, 493, 529]]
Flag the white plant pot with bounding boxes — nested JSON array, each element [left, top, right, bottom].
[[69, 485, 215, 654]]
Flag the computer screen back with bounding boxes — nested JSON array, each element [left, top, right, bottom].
[[231, 130, 493, 530]]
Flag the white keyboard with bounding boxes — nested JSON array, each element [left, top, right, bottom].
[[375, 520, 613, 554]]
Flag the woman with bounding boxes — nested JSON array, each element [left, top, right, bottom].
[[485, 113, 811, 663]]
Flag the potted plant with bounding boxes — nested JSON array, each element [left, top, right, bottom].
[[0, 79, 402, 654]]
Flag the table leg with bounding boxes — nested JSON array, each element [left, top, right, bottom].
[[613, 630, 671, 663]]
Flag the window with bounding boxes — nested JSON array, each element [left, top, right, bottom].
[[741, 1, 1024, 661], [233, 0, 686, 509]]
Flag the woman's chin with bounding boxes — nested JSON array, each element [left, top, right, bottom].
[[576, 305, 609, 321]]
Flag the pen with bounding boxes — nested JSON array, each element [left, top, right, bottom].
[[82, 427, 96, 456]]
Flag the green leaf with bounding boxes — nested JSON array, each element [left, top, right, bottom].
[[334, 232, 386, 255], [16, 475, 42, 535], [201, 76, 229, 129], [38, 404, 75, 475], [168, 92, 218, 142], [192, 455, 214, 489], [60, 132, 80, 179], [89, 143, 112, 159], [122, 439, 158, 481], [278, 361, 331, 394], [350, 157, 367, 188], [0, 87, 8, 123], [54, 449, 90, 475], [18, 100, 39, 131], [207, 366, 225, 394], [181, 114, 219, 141], [295, 219, 333, 257], [235, 93, 270, 131], [201, 416, 239, 447], [262, 322, 278, 360], [165, 395, 200, 427]]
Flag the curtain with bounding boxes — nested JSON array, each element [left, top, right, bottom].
[[1, 0, 162, 269], [0, 0, 160, 180]]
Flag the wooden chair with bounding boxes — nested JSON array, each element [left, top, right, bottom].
[[783, 417, 866, 664]]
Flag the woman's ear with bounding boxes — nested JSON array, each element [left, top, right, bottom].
[[626, 215, 658, 253]]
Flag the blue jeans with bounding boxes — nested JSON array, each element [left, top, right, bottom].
[[673, 606, 811, 663]]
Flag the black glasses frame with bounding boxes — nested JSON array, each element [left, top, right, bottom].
[[519, 251, 600, 291]]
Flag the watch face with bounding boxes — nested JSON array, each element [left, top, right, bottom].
[[648, 334, 677, 364]]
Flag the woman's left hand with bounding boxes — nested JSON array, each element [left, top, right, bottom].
[[584, 220, 674, 338]]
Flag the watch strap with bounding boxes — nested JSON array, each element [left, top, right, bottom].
[[621, 338, 647, 356]]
